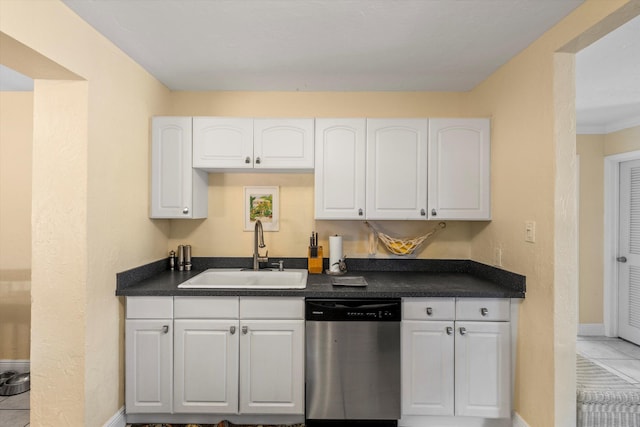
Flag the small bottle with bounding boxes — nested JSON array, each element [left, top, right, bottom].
[[169, 250, 176, 270], [184, 245, 192, 271]]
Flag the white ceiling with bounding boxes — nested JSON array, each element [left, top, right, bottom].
[[3, 1, 638, 133], [575, 14, 640, 134]]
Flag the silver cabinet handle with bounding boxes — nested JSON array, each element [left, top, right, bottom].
[[446, 326, 453, 335], [162, 325, 169, 334], [481, 308, 489, 316], [230, 326, 236, 335], [459, 327, 467, 336], [617, 256, 628, 263], [426, 307, 433, 316], [245, 156, 251, 164], [431, 209, 437, 216], [242, 326, 248, 335], [420, 208, 426, 216], [182, 207, 189, 214], [358, 208, 363, 216], [255, 157, 261, 164]]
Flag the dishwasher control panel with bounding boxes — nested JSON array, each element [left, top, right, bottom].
[[305, 298, 401, 322]]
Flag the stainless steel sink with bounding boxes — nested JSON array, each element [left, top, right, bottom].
[[178, 268, 308, 289]]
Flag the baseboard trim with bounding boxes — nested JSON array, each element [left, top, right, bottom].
[[103, 406, 126, 427], [512, 412, 530, 427], [0, 359, 30, 373], [578, 323, 605, 336]]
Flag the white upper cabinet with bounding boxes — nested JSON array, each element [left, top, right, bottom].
[[428, 118, 491, 220], [151, 117, 208, 219], [314, 119, 366, 219], [192, 117, 254, 170], [254, 119, 314, 169], [193, 117, 314, 171], [366, 119, 428, 220]]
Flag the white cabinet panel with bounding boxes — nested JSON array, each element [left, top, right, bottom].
[[174, 319, 239, 414], [254, 119, 314, 169], [428, 118, 491, 220], [455, 321, 511, 418], [125, 319, 173, 414], [402, 320, 454, 416], [366, 119, 428, 219], [239, 320, 305, 415], [193, 117, 253, 169], [151, 117, 208, 218], [314, 119, 366, 219]]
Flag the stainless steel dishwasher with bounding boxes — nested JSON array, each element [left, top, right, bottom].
[[305, 298, 401, 426]]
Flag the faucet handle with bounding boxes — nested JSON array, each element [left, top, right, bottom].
[[271, 260, 284, 271]]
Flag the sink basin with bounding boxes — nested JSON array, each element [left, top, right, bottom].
[[178, 268, 308, 289]]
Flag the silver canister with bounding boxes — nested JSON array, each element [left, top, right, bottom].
[[184, 245, 192, 271], [177, 245, 185, 271]]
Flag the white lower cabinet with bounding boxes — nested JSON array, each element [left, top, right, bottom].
[[402, 298, 511, 421], [125, 296, 304, 417]]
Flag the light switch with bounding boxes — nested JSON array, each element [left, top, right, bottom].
[[525, 221, 536, 243]]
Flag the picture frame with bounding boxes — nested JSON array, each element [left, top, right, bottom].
[[244, 186, 279, 231]]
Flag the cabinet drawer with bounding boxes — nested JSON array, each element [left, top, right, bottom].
[[240, 297, 304, 319], [126, 296, 173, 319], [403, 298, 455, 320], [455, 298, 510, 321], [174, 296, 239, 319]]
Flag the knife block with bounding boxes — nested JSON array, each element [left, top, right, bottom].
[[308, 246, 323, 274]]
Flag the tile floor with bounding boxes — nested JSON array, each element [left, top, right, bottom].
[[0, 390, 29, 427], [577, 335, 640, 384]]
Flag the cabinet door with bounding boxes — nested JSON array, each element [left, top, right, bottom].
[[173, 319, 239, 414], [455, 321, 510, 418], [239, 320, 305, 414], [428, 119, 490, 220], [314, 119, 366, 219], [254, 119, 314, 169], [125, 319, 173, 414], [193, 117, 253, 170], [366, 119, 428, 219], [150, 117, 208, 218], [401, 320, 454, 416]]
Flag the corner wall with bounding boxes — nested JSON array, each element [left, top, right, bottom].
[[465, 1, 634, 425], [0, 0, 173, 425]]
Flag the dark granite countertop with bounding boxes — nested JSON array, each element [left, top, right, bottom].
[[116, 257, 525, 299]]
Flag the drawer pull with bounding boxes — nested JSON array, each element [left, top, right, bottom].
[[480, 307, 489, 316], [242, 326, 248, 335], [230, 326, 236, 335], [446, 326, 453, 335], [459, 327, 467, 336], [426, 307, 433, 316], [162, 325, 169, 334]]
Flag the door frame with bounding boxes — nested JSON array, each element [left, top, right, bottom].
[[604, 150, 640, 336]]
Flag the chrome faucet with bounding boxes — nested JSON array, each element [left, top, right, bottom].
[[253, 219, 268, 270]]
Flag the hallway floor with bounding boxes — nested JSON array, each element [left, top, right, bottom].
[[578, 335, 640, 383], [0, 390, 29, 427]]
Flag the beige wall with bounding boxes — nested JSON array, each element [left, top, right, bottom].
[[0, 91, 32, 360], [168, 91, 473, 260], [578, 125, 640, 325], [465, 1, 633, 425], [1, 1, 172, 425], [0, 91, 32, 272]]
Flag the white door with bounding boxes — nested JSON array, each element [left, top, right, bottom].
[[314, 118, 366, 219], [428, 118, 491, 220], [192, 117, 253, 169], [401, 320, 454, 416], [125, 319, 173, 414], [366, 119, 428, 219], [454, 321, 510, 418], [253, 119, 314, 169], [618, 159, 640, 344], [239, 320, 305, 414], [173, 319, 239, 414]]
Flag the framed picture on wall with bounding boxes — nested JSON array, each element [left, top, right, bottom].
[[244, 186, 279, 231]]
